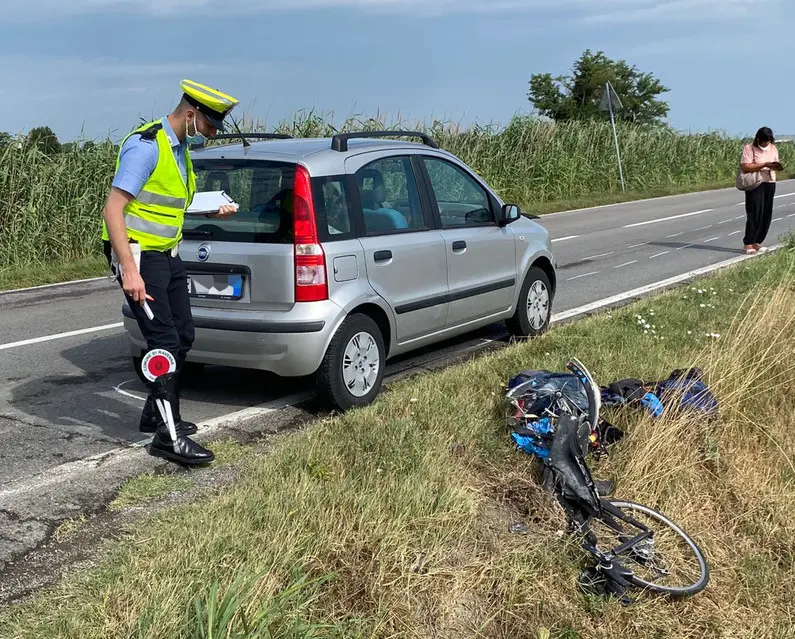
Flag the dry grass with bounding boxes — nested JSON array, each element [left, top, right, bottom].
[[1, 250, 795, 638]]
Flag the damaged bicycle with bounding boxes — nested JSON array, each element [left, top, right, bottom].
[[507, 358, 710, 603]]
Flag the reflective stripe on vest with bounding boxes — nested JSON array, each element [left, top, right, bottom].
[[135, 190, 187, 209], [124, 214, 180, 239]]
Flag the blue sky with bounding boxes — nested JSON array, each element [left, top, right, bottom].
[[0, 0, 791, 143]]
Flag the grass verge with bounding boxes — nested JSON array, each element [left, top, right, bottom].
[[1, 249, 795, 638], [108, 473, 192, 512], [0, 255, 107, 292]]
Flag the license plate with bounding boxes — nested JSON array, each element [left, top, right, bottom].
[[187, 273, 244, 300]]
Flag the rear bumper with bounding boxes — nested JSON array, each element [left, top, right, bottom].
[[122, 300, 344, 377]]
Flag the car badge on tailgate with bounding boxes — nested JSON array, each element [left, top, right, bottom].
[[197, 244, 210, 261]]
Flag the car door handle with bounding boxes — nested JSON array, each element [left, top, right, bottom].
[[373, 250, 392, 263], [452, 240, 467, 251]]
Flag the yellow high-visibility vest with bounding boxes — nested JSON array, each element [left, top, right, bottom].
[[101, 120, 196, 251]]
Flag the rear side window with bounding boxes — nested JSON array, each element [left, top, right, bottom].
[[355, 157, 427, 235], [185, 160, 296, 243], [312, 176, 355, 242]]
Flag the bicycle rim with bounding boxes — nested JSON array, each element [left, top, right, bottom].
[[595, 500, 710, 597]]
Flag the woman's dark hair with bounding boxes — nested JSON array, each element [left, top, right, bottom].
[[754, 127, 775, 146]]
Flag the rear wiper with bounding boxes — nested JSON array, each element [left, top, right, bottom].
[[183, 229, 212, 238]]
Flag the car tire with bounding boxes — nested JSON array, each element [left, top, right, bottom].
[[131, 356, 205, 386], [316, 313, 386, 411], [506, 266, 553, 338]]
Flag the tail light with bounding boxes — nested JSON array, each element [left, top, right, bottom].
[[293, 164, 328, 302]]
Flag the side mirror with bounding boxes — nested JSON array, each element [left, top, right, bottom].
[[499, 203, 521, 226]]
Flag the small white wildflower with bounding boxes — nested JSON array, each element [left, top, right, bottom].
[[700, 304, 706, 308], [688, 331, 692, 335], [644, 330, 648, 334]]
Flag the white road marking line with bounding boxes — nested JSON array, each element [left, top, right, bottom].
[[788, 213, 795, 218], [694, 225, 713, 231], [551, 243, 781, 323], [552, 235, 578, 243], [0, 276, 108, 296], [649, 251, 670, 259], [628, 242, 647, 249], [676, 243, 696, 251], [0, 322, 124, 351], [718, 219, 732, 225], [566, 271, 600, 281], [734, 215, 745, 220], [667, 232, 684, 238], [113, 379, 146, 403], [703, 237, 720, 243], [584, 251, 614, 260], [729, 230, 742, 236], [775, 192, 795, 199], [615, 261, 638, 269], [773, 217, 783, 222], [4, 244, 784, 495], [623, 209, 713, 228]]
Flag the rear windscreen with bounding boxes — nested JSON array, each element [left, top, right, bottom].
[[184, 160, 297, 243]]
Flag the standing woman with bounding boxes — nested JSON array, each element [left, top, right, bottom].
[[741, 127, 782, 254]]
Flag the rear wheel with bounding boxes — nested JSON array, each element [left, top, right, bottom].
[[506, 266, 552, 338], [316, 313, 385, 411]]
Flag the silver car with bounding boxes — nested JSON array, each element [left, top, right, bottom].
[[123, 131, 557, 410]]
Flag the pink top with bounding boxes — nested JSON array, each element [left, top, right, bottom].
[[742, 143, 779, 182]]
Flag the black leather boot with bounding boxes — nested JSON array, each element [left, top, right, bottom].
[[148, 427, 215, 466], [144, 373, 214, 466], [139, 370, 197, 436]]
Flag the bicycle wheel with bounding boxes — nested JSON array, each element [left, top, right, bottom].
[[590, 500, 710, 597]]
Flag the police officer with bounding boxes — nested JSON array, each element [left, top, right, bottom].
[[101, 79, 240, 465]]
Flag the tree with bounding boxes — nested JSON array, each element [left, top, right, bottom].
[[528, 50, 670, 126], [26, 125, 61, 155], [0, 132, 12, 150]]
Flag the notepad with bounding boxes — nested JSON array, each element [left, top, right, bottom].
[[186, 190, 239, 215]]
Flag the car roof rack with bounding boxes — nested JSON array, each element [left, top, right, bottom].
[[191, 132, 293, 150], [210, 133, 293, 142], [331, 130, 439, 152]]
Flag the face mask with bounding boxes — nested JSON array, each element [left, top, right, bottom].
[[185, 116, 206, 146]]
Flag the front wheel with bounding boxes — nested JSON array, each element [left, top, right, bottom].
[[316, 313, 386, 411], [506, 266, 553, 338], [595, 500, 710, 597]]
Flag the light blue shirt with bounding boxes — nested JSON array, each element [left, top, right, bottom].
[[112, 117, 188, 198]]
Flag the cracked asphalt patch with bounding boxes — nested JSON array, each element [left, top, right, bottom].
[[0, 404, 313, 606]]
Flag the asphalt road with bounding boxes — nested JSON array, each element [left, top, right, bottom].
[[2, 182, 795, 491]]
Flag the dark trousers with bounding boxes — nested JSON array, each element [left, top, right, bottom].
[[104, 242, 194, 366], [744, 182, 776, 246], [127, 250, 195, 366]]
